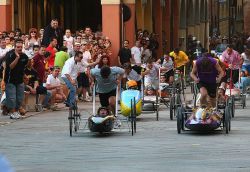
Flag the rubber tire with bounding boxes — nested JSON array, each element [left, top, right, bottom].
[[224, 106, 230, 134], [69, 109, 73, 137], [170, 97, 174, 120], [177, 107, 182, 134]]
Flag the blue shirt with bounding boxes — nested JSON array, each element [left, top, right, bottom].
[[91, 67, 125, 93]]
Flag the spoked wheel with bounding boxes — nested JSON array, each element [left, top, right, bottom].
[[242, 95, 246, 109], [156, 94, 159, 121], [130, 98, 137, 136], [68, 108, 73, 137], [177, 107, 183, 134], [224, 106, 230, 134], [231, 96, 235, 118], [170, 96, 174, 120]]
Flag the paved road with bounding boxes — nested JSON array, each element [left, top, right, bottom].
[[1, 95, 250, 172]]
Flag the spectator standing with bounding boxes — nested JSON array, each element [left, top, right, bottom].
[[24, 28, 40, 58], [4, 39, 28, 119], [46, 37, 58, 68], [63, 29, 74, 53], [69, 42, 81, 58], [0, 38, 11, 61], [54, 46, 69, 69], [117, 40, 132, 66], [131, 40, 143, 66], [41, 19, 63, 49], [77, 43, 92, 101]]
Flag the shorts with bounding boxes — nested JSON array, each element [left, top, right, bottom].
[[98, 89, 116, 107], [77, 72, 90, 88], [226, 69, 239, 84], [197, 81, 217, 98], [164, 69, 174, 82]]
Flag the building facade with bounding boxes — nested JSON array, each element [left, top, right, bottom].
[[1, 0, 248, 64]]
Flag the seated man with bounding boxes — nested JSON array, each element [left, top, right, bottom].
[[24, 59, 51, 112], [46, 66, 66, 109]]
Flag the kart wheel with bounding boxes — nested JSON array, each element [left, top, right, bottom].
[[170, 97, 174, 120], [156, 95, 159, 121], [177, 107, 183, 134], [224, 106, 230, 134], [231, 96, 235, 118], [243, 95, 246, 109], [68, 109, 73, 137]]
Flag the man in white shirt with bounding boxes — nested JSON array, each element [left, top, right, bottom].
[[142, 59, 161, 90], [46, 66, 66, 109], [0, 38, 10, 60], [61, 51, 82, 108], [131, 40, 143, 66]]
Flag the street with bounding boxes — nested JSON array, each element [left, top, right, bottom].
[[1, 95, 250, 172]]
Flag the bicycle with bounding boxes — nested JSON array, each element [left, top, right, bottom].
[[68, 86, 81, 137]]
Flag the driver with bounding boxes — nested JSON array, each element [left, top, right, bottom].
[[96, 107, 110, 117], [190, 53, 224, 107]]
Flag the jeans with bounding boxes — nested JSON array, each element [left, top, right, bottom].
[[42, 91, 52, 107], [235, 77, 250, 93], [62, 77, 76, 107], [5, 83, 24, 110]]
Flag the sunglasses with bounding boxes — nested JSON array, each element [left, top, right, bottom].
[[30, 31, 36, 33]]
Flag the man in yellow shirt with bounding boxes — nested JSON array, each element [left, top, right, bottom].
[[169, 48, 189, 72]]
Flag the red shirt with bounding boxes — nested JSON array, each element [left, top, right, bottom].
[[46, 45, 56, 67], [33, 53, 46, 83]]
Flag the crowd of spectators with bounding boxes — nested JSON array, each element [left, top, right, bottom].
[[0, 18, 113, 119]]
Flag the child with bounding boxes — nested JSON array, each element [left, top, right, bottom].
[[159, 75, 169, 97]]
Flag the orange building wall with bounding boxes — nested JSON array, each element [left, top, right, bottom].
[[124, 3, 135, 48], [0, 4, 12, 31], [102, 4, 121, 66]]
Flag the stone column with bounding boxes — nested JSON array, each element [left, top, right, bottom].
[[101, 0, 121, 65], [154, 0, 163, 58], [123, 0, 135, 48], [0, 0, 12, 31]]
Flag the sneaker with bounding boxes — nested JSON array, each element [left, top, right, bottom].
[[84, 97, 91, 102], [114, 119, 122, 129], [78, 96, 84, 101], [19, 107, 27, 116], [10, 112, 21, 119], [50, 105, 59, 111]]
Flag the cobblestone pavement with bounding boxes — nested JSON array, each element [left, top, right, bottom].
[[1, 93, 250, 172]]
